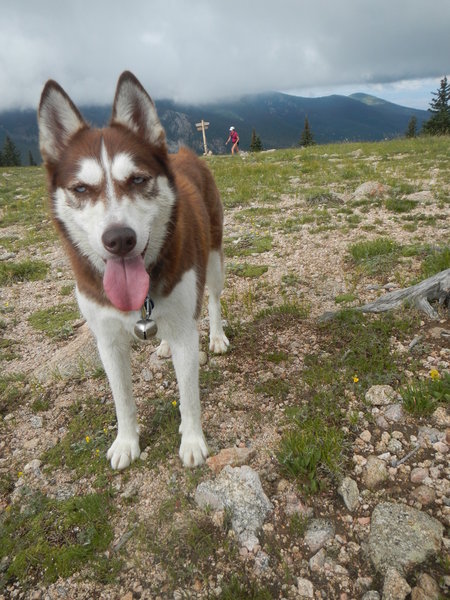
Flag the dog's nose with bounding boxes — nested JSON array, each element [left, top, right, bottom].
[[102, 226, 137, 256]]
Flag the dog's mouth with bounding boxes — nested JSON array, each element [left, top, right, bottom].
[[103, 245, 149, 312]]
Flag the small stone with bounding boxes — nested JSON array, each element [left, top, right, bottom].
[[309, 548, 326, 572], [142, 368, 153, 382], [304, 519, 335, 553], [365, 385, 397, 406], [432, 406, 450, 427], [120, 593, 133, 600], [384, 403, 404, 422], [410, 468, 429, 483], [360, 430, 372, 442], [338, 477, 360, 512], [297, 577, 314, 598], [361, 593, 380, 600], [29, 415, 43, 429], [198, 351, 208, 366], [362, 456, 388, 490], [382, 568, 411, 600], [411, 573, 440, 600], [387, 438, 403, 454], [433, 441, 448, 454], [206, 447, 256, 473], [411, 485, 435, 506]]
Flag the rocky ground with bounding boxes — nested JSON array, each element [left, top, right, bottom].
[[0, 140, 449, 599]]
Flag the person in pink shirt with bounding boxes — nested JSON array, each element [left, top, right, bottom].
[[225, 126, 240, 154]]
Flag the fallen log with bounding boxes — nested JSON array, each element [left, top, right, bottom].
[[320, 268, 450, 322]]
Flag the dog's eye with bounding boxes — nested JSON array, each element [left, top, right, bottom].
[[73, 184, 87, 194], [131, 176, 147, 185]]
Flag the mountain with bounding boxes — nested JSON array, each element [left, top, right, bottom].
[[0, 92, 429, 164]]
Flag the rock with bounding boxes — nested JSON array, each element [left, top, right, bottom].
[[411, 573, 440, 600], [120, 592, 133, 600], [403, 190, 433, 203], [410, 468, 429, 483], [35, 324, 101, 383], [29, 415, 43, 429], [432, 406, 450, 427], [365, 385, 397, 406], [368, 502, 443, 575], [297, 577, 314, 598], [410, 485, 435, 506], [353, 181, 390, 200], [382, 568, 411, 600], [384, 403, 404, 422], [338, 477, 360, 512], [387, 438, 403, 454], [206, 447, 256, 473], [362, 456, 388, 490], [361, 593, 380, 600], [195, 465, 272, 548], [309, 548, 326, 572], [418, 427, 444, 445], [304, 518, 335, 553], [198, 351, 208, 366]]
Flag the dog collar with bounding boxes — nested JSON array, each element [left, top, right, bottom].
[[134, 292, 157, 340]]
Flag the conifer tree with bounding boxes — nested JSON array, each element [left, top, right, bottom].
[[28, 150, 37, 166], [299, 116, 315, 147], [250, 128, 263, 152], [422, 76, 450, 135], [405, 116, 417, 138], [2, 136, 21, 166]]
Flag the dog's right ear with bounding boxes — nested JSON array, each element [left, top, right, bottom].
[[38, 80, 87, 164]]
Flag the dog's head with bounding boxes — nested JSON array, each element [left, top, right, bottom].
[[38, 72, 175, 312]]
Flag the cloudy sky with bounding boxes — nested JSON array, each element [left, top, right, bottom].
[[1, 0, 449, 112]]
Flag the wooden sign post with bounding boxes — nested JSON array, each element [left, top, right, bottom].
[[195, 120, 210, 155]]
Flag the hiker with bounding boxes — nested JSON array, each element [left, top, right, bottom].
[[225, 126, 240, 154]]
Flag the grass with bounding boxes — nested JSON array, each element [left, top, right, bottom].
[[28, 304, 80, 339], [0, 491, 117, 587], [420, 246, 450, 278], [42, 397, 116, 479], [348, 237, 401, 275], [228, 263, 269, 278], [401, 372, 450, 416], [0, 260, 49, 286], [224, 234, 272, 258], [0, 373, 28, 416]]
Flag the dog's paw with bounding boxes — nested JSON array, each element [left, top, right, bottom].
[[156, 339, 171, 358], [107, 435, 140, 470], [179, 433, 209, 467], [209, 333, 229, 354]]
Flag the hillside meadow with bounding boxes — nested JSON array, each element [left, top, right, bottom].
[[0, 136, 449, 599]]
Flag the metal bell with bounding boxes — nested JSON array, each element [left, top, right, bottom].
[[134, 318, 158, 340]]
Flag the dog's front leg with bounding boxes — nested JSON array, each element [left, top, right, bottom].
[[77, 292, 140, 470], [170, 327, 208, 467]]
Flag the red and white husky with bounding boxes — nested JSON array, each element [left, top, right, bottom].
[[38, 71, 229, 470]]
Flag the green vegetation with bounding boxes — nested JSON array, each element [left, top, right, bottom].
[[228, 263, 268, 278], [0, 373, 28, 416], [402, 372, 450, 416], [348, 237, 401, 275], [0, 492, 117, 586], [28, 304, 79, 339], [0, 260, 49, 286]]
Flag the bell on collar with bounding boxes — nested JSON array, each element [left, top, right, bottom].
[[134, 318, 158, 340]]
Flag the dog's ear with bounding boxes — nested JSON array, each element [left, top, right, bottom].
[[111, 71, 166, 148], [38, 80, 87, 164]]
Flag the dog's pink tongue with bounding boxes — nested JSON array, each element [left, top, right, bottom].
[[103, 255, 149, 312]]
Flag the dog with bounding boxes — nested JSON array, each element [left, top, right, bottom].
[[38, 71, 229, 470]]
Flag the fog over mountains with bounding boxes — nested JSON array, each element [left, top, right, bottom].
[[0, 92, 429, 163]]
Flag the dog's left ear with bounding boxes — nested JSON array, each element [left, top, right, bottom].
[[111, 71, 166, 148]]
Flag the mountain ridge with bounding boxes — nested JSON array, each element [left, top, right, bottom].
[[0, 92, 429, 163]]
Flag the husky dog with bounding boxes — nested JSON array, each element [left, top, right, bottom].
[[38, 72, 228, 470]]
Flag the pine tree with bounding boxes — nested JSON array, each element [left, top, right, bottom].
[[299, 116, 315, 147], [405, 116, 417, 138], [2, 136, 21, 166], [250, 128, 263, 152], [422, 76, 450, 135], [28, 151, 37, 166]]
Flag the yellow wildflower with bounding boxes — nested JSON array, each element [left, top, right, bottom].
[[430, 369, 440, 380], [353, 375, 359, 383], [172, 400, 177, 407], [85, 435, 91, 443], [17, 472, 23, 478]]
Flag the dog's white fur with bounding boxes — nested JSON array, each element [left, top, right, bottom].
[[38, 72, 228, 470]]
